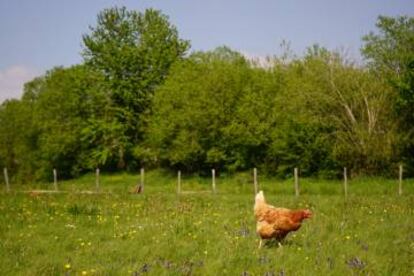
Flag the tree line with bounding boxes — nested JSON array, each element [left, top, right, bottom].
[[0, 7, 413, 182]]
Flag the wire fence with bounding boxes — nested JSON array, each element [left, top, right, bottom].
[[1, 165, 411, 197]]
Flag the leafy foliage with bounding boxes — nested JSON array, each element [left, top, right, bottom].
[[143, 47, 279, 173], [279, 47, 398, 175], [0, 12, 412, 181], [362, 15, 414, 174], [81, 6, 190, 171], [82, 6, 189, 131]]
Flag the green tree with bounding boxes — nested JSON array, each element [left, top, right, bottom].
[[82, 7, 190, 169], [0, 100, 31, 181], [143, 47, 281, 173], [362, 15, 414, 174], [31, 65, 107, 180], [0, 76, 44, 182], [266, 48, 336, 177], [278, 46, 398, 175]]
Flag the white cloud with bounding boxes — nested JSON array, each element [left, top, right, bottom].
[[0, 65, 40, 104]]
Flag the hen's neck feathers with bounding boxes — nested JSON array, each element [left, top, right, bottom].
[[255, 191, 265, 203], [254, 191, 267, 211]]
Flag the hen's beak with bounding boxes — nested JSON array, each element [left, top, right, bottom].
[[304, 210, 313, 218]]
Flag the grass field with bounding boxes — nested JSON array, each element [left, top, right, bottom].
[[0, 171, 413, 275]]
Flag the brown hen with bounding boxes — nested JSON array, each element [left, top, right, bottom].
[[254, 190, 312, 248]]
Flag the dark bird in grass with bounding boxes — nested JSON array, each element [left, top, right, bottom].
[[132, 184, 143, 194]]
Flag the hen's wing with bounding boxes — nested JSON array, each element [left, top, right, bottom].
[[261, 206, 300, 231]]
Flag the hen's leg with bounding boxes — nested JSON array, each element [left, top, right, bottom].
[[258, 239, 263, 249]]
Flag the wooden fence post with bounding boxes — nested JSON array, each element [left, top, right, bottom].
[[140, 168, 145, 193], [96, 168, 100, 192], [212, 169, 216, 194], [253, 168, 258, 195], [177, 170, 181, 194], [3, 168, 9, 192], [294, 167, 299, 196], [343, 167, 348, 198], [53, 169, 58, 191], [399, 164, 403, 196]]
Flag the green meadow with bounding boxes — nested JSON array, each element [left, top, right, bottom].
[[0, 171, 413, 275]]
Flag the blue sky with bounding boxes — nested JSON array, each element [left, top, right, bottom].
[[0, 0, 413, 102]]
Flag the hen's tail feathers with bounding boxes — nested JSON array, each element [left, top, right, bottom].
[[255, 190, 266, 205]]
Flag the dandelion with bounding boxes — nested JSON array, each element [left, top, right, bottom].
[[345, 235, 351, 240], [64, 264, 71, 269], [204, 250, 208, 255], [82, 271, 87, 275]]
